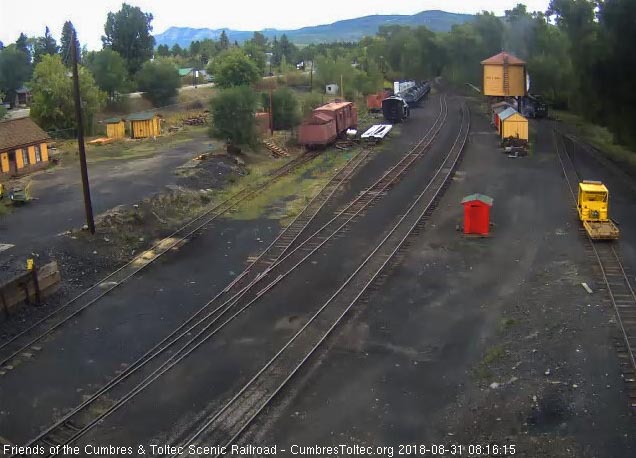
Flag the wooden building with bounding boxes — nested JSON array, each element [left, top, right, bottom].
[[127, 113, 162, 139], [481, 52, 527, 97], [104, 117, 126, 139], [0, 118, 50, 177], [498, 107, 529, 142]]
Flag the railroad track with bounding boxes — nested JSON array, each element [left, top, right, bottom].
[[13, 96, 449, 456], [0, 152, 321, 371], [169, 102, 470, 457], [553, 129, 636, 410]]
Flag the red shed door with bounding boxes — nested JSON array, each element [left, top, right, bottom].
[[465, 202, 490, 235]]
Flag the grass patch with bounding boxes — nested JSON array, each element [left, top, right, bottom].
[[483, 345, 506, 364], [553, 110, 636, 173], [473, 344, 507, 381], [53, 126, 209, 164], [0, 203, 10, 216], [210, 147, 354, 222], [177, 86, 217, 105], [498, 317, 518, 333]]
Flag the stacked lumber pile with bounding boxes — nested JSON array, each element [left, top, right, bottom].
[[263, 139, 290, 158]]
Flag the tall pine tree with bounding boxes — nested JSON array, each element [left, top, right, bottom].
[[60, 21, 80, 66]]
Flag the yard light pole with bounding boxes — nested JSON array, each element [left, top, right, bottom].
[[71, 29, 95, 234]]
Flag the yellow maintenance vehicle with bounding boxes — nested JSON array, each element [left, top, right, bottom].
[[577, 180, 620, 240]]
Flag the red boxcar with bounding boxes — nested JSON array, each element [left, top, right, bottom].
[[366, 90, 391, 112], [298, 113, 337, 146], [299, 101, 358, 147]]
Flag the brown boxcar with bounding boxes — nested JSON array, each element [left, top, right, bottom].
[[298, 101, 358, 147], [298, 113, 337, 146], [314, 101, 357, 136]]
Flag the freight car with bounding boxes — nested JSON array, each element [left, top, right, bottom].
[[298, 101, 358, 147], [366, 90, 391, 112], [382, 96, 410, 123]]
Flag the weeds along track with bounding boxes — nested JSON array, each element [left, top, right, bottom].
[[169, 102, 470, 457], [553, 129, 636, 410], [13, 95, 449, 457], [0, 152, 324, 370]]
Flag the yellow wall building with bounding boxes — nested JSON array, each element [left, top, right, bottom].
[[127, 113, 162, 139], [482, 52, 527, 97], [104, 118, 126, 139], [498, 107, 529, 141], [0, 118, 50, 177]]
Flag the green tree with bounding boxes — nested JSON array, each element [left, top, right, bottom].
[[272, 34, 297, 67], [30, 54, 105, 132], [243, 40, 267, 74], [135, 59, 180, 106], [156, 44, 170, 57], [60, 21, 80, 66], [0, 45, 32, 107], [33, 27, 59, 64], [0, 91, 6, 119], [211, 48, 260, 89], [268, 88, 300, 130], [596, 0, 636, 146], [102, 3, 155, 75], [210, 86, 258, 145], [15, 33, 31, 62], [171, 44, 185, 57], [251, 32, 268, 49], [219, 30, 230, 50], [85, 49, 128, 100]]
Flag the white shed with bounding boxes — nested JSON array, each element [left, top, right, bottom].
[[325, 84, 340, 95]]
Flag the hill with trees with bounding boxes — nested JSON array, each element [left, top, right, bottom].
[[154, 10, 474, 48]]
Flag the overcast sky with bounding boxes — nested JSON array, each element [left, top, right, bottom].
[[0, 0, 552, 50]]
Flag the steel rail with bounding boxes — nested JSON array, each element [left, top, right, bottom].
[[11, 144, 370, 458], [0, 152, 318, 368], [552, 130, 636, 378], [172, 103, 470, 456], [17, 97, 449, 457]]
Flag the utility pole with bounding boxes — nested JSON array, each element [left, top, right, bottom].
[[310, 60, 313, 91], [269, 87, 274, 136], [71, 29, 95, 234], [340, 74, 344, 99]]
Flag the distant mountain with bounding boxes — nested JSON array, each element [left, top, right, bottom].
[[154, 10, 474, 48]]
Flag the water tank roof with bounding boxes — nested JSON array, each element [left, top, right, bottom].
[[481, 51, 526, 65]]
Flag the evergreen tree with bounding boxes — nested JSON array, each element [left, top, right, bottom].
[[33, 27, 58, 64], [60, 21, 80, 66], [219, 30, 230, 50]]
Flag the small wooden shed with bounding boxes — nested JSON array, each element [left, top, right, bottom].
[[491, 101, 514, 130], [104, 117, 125, 139], [127, 113, 162, 139], [498, 107, 528, 142], [461, 194, 493, 236]]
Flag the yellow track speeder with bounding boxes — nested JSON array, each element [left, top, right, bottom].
[[577, 180, 619, 240]]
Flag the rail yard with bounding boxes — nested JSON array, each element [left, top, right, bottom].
[[0, 81, 634, 457], [1, 24, 636, 458]]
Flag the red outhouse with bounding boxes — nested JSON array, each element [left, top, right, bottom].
[[461, 194, 493, 235]]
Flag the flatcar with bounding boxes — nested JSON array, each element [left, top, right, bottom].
[[382, 96, 410, 123], [299, 101, 358, 147]]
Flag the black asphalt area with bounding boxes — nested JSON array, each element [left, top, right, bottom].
[[1, 95, 634, 457]]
